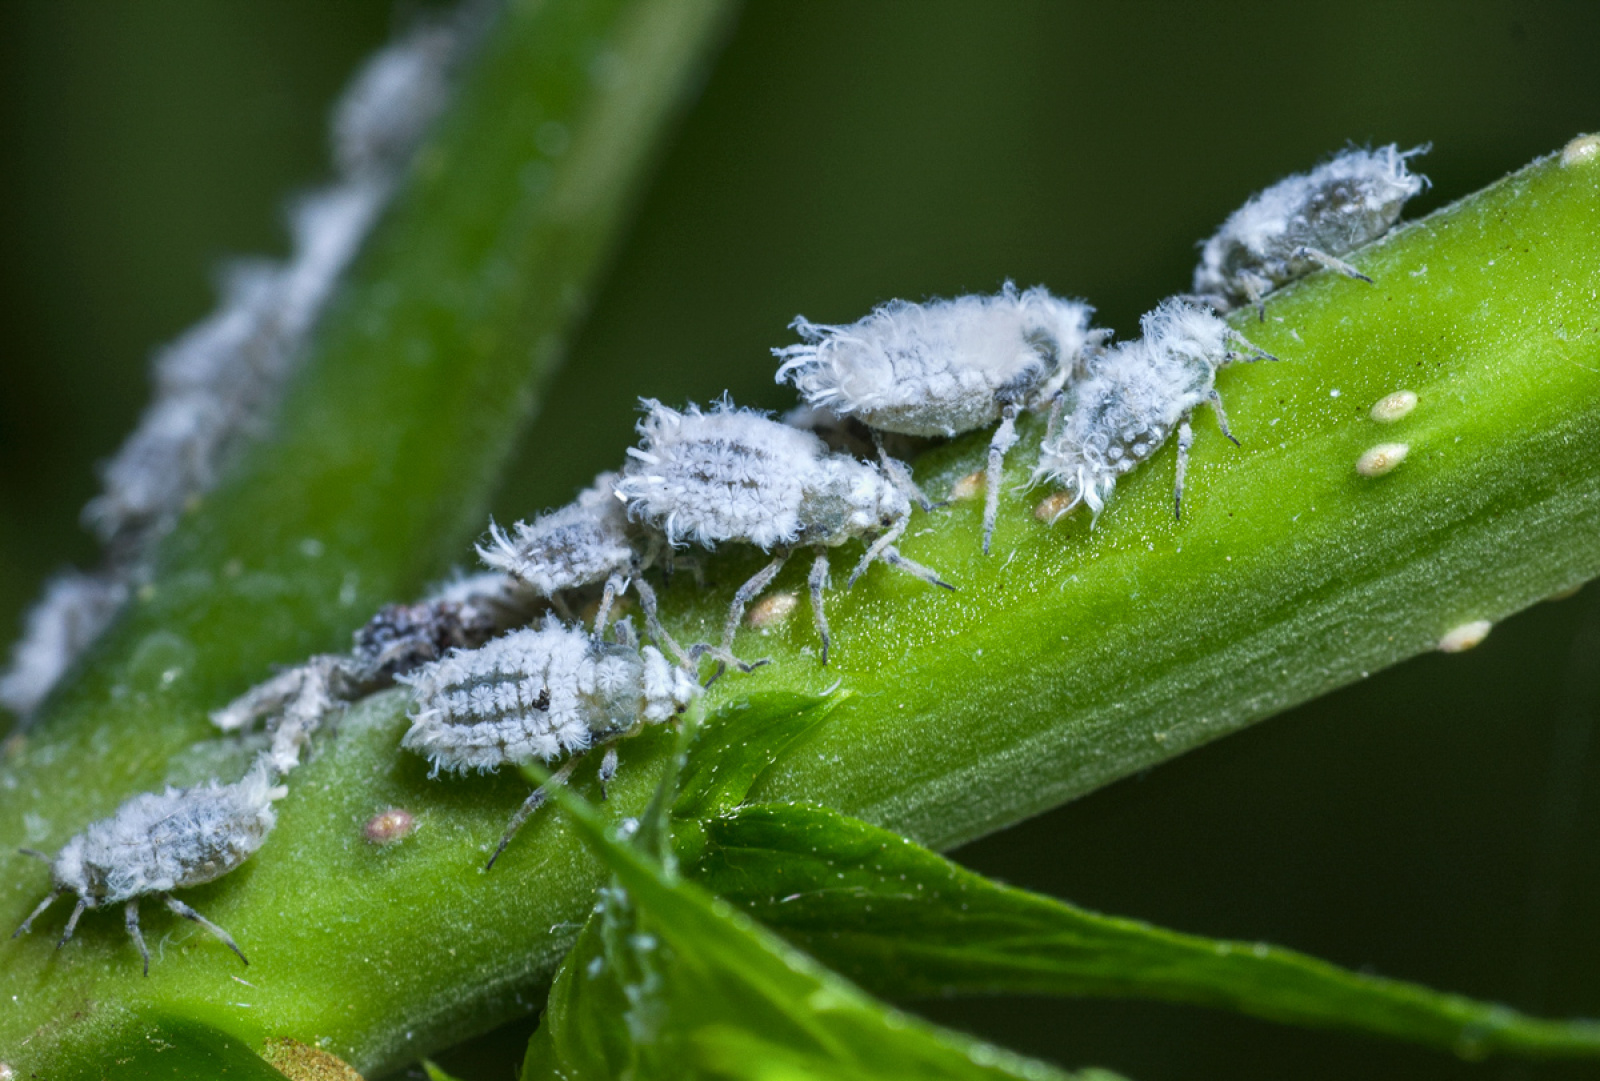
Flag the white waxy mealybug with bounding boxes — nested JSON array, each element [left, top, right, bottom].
[[615, 399, 953, 665], [399, 616, 700, 868], [775, 284, 1107, 553], [477, 472, 692, 667], [1193, 144, 1429, 319], [12, 760, 284, 974], [1033, 299, 1273, 522]]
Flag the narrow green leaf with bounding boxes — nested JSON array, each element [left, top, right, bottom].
[[524, 787, 1123, 1081], [49, 1015, 292, 1081], [672, 692, 844, 822], [691, 802, 1600, 1062], [421, 1059, 466, 1081]]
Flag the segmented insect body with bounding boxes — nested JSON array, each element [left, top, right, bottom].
[[13, 761, 284, 974], [616, 400, 952, 664], [1033, 300, 1270, 521], [476, 473, 689, 665], [774, 284, 1106, 552], [1193, 144, 1429, 317], [350, 588, 507, 688], [398, 616, 699, 867]]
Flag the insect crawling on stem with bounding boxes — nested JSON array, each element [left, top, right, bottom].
[[12, 759, 284, 974]]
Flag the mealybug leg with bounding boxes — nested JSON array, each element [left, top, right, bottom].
[[591, 573, 624, 640], [598, 745, 619, 800], [164, 894, 247, 966], [13, 888, 60, 938], [631, 576, 694, 671], [56, 897, 87, 950], [548, 591, 576, 623], [125, 899, 150, 977], [721, 552, 789, 656], [1174, 418, 1195, 522], [1240, 272, 1269, 322], [1295, 245, 1374, 284], [873, 432, 935, 513], [848, 520, 905, 588], [883, 548, 956, 592], [486, 752, 586, 871], [983, 405, 1021, 555], [1207, 390, 1239, 446], [807, 547, 832, 665]]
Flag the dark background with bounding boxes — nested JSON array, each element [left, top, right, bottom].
[[3, 3, 1600, 1079]]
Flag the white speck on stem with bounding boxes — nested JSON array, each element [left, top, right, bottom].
[[1438, 620, 1492, 653], [1562, 133, 1600, 167], [1356, 442, 1409, 477], [1370, 390, 1418, 423]]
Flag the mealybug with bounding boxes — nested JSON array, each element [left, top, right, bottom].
[[775, 284, 1106, 552], [1033, 299, 1272, 521], [1193, 144, 1429, 318], [398, 616, 699, 868], [477, 472, 692, 666], [13, 760, 284, 974], [615, 399, 953, 665]]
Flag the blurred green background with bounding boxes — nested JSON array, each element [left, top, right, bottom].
[[3, 3, 1600, 1079]]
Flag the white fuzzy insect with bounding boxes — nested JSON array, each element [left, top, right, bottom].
[[1033, 299, 1272, 522], [476, 472, 697, 669], [398, 616, 700, 868], [1193, 144, 1430, 318], [12, 760, 284, 974], [774, 283, 1107, 553], [616, 399, 953, 665]]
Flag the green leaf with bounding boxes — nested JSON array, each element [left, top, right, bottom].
[[421, 1059, 466, 1081], [665, 690, 844, 869], [523, 784, 1124, 1081], [690, 802, 1600, 1062], [49, 1014, 293, 1081]]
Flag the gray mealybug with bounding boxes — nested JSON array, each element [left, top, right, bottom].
[[1032, 299, 1272, 521], [1193, 144, 1429, 318], [12, 760, 284, 974], [774, 284, 1106, 553], [477, 472, 692, 667], [615, 399, 953, 665], [398, 616, 700, 869]]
